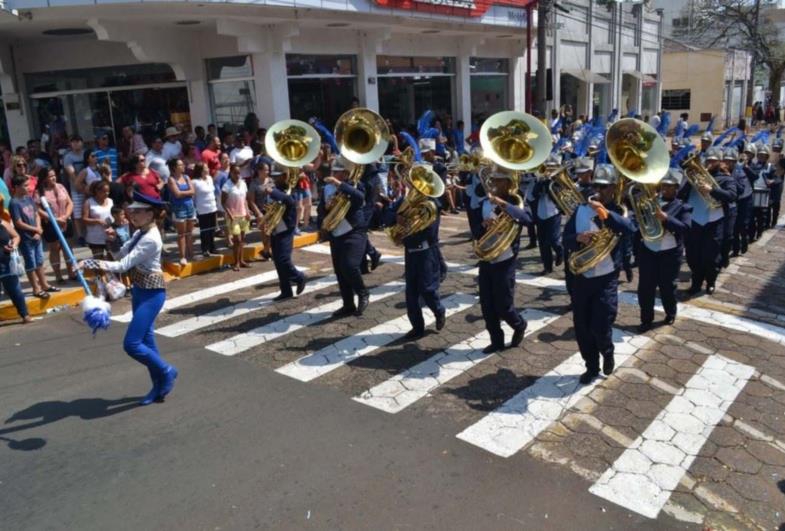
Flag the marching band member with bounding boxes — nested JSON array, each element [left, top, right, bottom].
[[421, 140, 449, 281], [769, 144, 784, 227], [563, 166, 634, 384], [80, 192, 177, 405], [636, 169, 692, 332], [698, 132, 713, 164], [748, 145, 771, 241], [360, 164, 383, 274], [477, 168, 532, 353], [264, 168, 306, 301], [679, 147, 738, 295], [519, 171, 538, 249], [727, 147, 753, 257], [530, 154, 564, 275], [318, 160, 370, 317], [461, 168, 485, 240], [383, 177, 446, 341], [575, 157, 594, 200]]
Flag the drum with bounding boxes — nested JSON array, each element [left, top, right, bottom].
[[753, 188, 770, 208]]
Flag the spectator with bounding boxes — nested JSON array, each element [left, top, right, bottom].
[[230, 133, 254, 182], [221, 163, 251, 271], [162, 127, 183, 161], [10, 175, 54, 298], [94, 133, 119, 178], [145, 138, 170, 180], [248, 160, 272, 261], [83, 180, 113, 259], [193, 126, 208, 151], [7, 156, 38, 196], [0, 194, 31, 323], [192, 162, 218, 257], [214, 152, 231, 215], [121, 154, 164, 200], [78, 149, 102, 194], [201, 135, 221, 177], [118, 126, 148, 173], [36, 168, 75, 283], [167, 159, 196, 265], [1, 146, 13, 185], [63, 135, 86, 243], [182, 142, 201, 173], [27, 139, 52, 176], [207, 124, 217, 143]]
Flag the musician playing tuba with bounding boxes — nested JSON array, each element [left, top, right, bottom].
[[475, 110, 548, 354]]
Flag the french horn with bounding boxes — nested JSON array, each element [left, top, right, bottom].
[[262, 119, 321, 236]]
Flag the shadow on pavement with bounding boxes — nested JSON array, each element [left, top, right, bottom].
[[1, 397, 141, 451]]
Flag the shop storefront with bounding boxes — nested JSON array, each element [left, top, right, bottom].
[[207, 56, 255, 130], [0, 94, 8, 147], [378, 56, 455, 129], [469, 58, 509, 124], [287, 54, 358, 128], [27, 63, 189, 149]]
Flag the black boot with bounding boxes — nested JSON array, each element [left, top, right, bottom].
[[355, 293, 369, 316]]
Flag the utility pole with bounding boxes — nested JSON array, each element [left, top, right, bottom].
[[745, 0, 760, 114], [536, 0, 550, 115]]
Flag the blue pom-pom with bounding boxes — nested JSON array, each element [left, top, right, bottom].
[[82, 295, 111, 336]]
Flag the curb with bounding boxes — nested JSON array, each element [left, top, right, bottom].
[[0, 232, 321, 322]]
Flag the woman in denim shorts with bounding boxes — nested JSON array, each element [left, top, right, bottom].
[[167, 159, 196, 266]]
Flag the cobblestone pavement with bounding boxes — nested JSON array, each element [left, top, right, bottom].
[[14, 211, 785, 530]]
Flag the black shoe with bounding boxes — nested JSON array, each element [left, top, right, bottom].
[[440, 272, 447, 283], [637, 322, 652, 334], [370, 252, 382, 271], [510, 322, 527, 347], [602, 355, 615, 376], [403, 328, 425, 341], [706, 284, 716, 295], [435, 310, 446, 331], [731, 251, 740, 258], [524, 242, 537, 250], [332, 306, 356, 318], [361, 263, 370, 275], [539, 268, 553, 276], [687, 284, 702, 295], [355, 294, 369, 316], [554, 254, 563, 267], [664, 314, 676, 325], [296, 277, 306, 295], [482, 343, 503, 354], [579, 369, 600, 385], [273, 293, 293, 302], [624, 268, 634, 283], [720, 258, 730, 269]]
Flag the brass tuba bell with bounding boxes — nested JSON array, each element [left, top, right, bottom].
[[385, 163, 445, 246], [607, 118, 669, 242], [261, 120, 321, 236], [321, 108, 390, 232]]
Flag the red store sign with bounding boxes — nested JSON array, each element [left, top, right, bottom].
[[374, 0, 535, 18]]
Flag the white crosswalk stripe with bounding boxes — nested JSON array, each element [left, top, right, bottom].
[[456, 329, 651, 458], [353, 309, 560, 414], [589, 355, 754, 519], [301, 243, 478, 274], [157, 275, 337, 337], [113, 270, 287, 323], [205, 279, 407, 356], [275, 293, 477, 382]]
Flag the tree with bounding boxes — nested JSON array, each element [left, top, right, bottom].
[[683, 0, 785, 106]]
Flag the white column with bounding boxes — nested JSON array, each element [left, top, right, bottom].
[[610, 3, 623, 112], [550, 22, 561, 112], [252, 46, 290, 127], [456, 50, 472, 136], [512, 55, 525, 112], [357, 32, 381, 112]]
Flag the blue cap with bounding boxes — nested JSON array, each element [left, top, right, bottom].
[[127, 190, 167, 209]]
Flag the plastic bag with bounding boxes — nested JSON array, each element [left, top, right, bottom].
[[8, 249, 24, 276]]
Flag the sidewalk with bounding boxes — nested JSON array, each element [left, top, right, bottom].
[[0, 224, 320, 321]]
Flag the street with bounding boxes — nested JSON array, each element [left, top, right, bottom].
[[3, 213, 785, 530]]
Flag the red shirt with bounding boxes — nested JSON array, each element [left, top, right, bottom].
[[201, 148, 221, 176], [121, 169, 161, 199]]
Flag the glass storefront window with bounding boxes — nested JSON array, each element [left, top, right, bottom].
[[470, 58, 509, 123], [470, 58, 509, 74], [378, 76, 454, 130], [26, 64, 175, 94], [593, 82, 611, 119], [207, 56, 253, 80], [210, 81, 256, 131], [286, 55, 355, 76], [377, 56, 455, 75]]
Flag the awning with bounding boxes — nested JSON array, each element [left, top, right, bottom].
[[561, 69, 610, 84], [623, 71, 643, 80]]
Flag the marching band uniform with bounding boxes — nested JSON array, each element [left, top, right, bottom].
[[318, 163, 370, 317], [635, 170, 692, 331], [727, 148, 753, 256], [563, 168, 635, 384], [462, 170, 485, 240], [748, 148, 770, 240], [383, 195, 446, 340], [769, 153, 784, 227], [566, 158, 594, 298], [360, 164, 383, 274], [679, 148, 738, 294], [268, 171, 306, 300], [477, 171, 533, 354], [531, 157, 564, 274], [520, 172, 538, 248], [85, 192, 178, 405]]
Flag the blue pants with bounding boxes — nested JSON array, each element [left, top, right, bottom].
[[0, 274, 28, 318], [330, 231, 368, 308], [124, 287, 170, 384], [686, 219, 723, 288], [638, 246, 681, 324], [571, 272, 618, 372], [733, 197, 752, 254], [479, 257, 525, 347], [272, 231, 304, 296], [405, 247, 444, 331], [466, 207, 483, 240], [721, 206, 737, 265], [769, 183, 783, 227], [536, 214, 562, 271]]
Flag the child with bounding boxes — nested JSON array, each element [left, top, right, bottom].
[[110, 205, 132, 290], [10, 175, 55, 298]]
